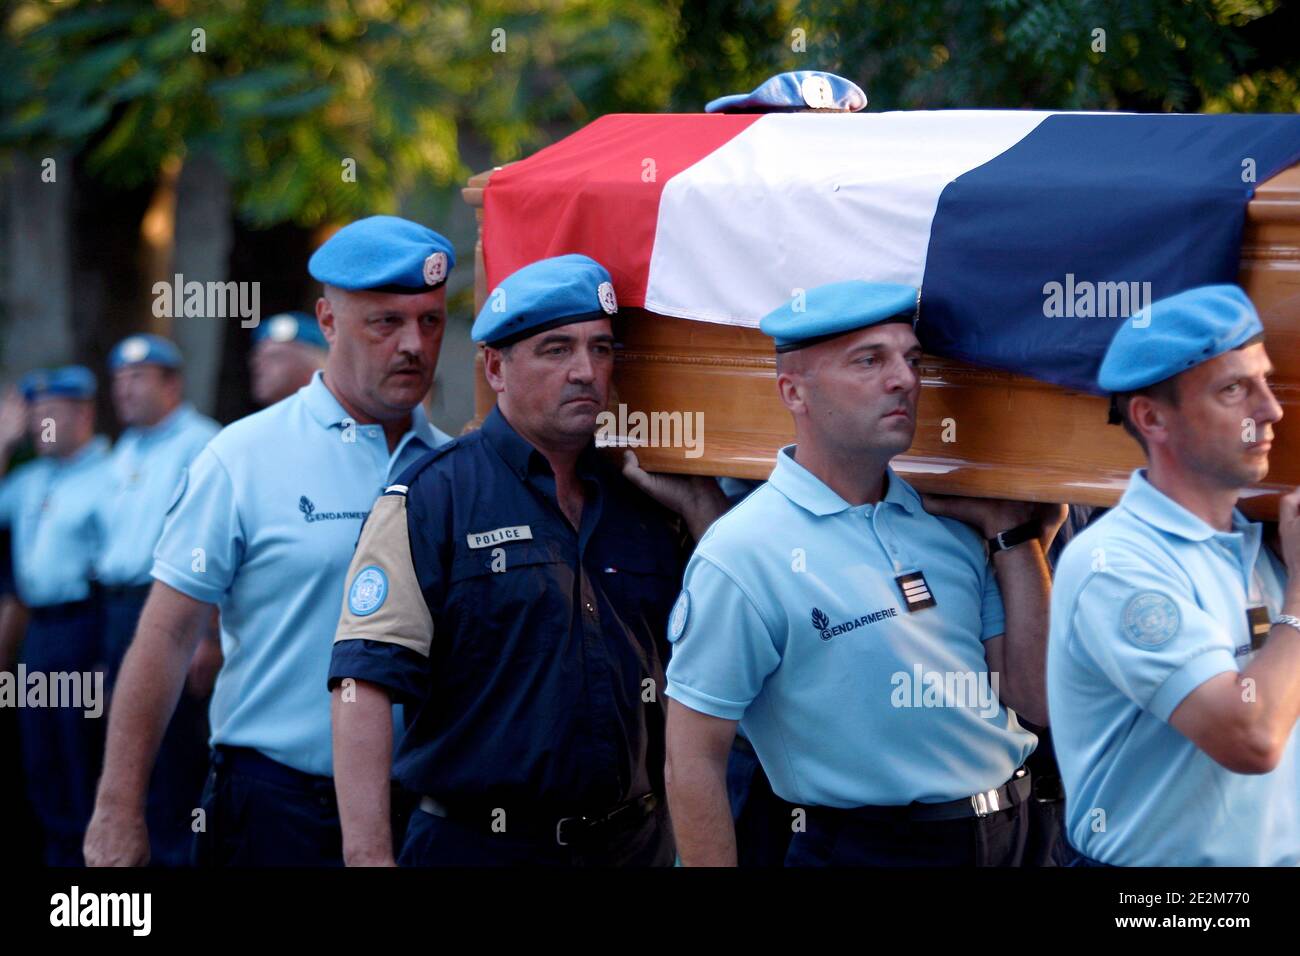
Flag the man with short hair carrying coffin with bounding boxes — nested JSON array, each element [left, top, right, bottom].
[[664, 281, 1066, 867], [1049, 284, 1300, 866], [329, 254, 728, 866]]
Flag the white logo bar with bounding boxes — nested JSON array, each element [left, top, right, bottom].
[[466, 525, 533, 549]]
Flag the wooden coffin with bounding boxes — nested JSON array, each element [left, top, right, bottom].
[[462, 164, 1300, 519]]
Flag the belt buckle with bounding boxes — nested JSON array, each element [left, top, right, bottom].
[[555, 815, 587, 847], [970, 787, 999, 818]]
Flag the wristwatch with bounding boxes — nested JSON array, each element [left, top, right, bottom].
[[987, 520, 1040, 554], [1275, 614, 1300, 636]]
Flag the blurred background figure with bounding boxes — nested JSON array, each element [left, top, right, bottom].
[[249, 311, 329, 406], [0, 526, 40, 865], [0, 367, 110, 865], [98, 333, 221, 867]]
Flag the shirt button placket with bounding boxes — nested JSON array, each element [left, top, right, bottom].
[[874, 509, 904, 572]]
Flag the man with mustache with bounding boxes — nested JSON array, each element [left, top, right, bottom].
[[664, 281, 1064, 866], [329, 254, 726, 865], [84, 216, 455, 866], [1049, 284, 1300, 865]]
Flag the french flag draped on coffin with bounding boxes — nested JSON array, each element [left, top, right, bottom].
[[483, 111, 1300, 392]]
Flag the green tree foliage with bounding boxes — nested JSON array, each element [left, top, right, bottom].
[[669, 0, 794, 111], [2, 0, 1296, 229], [0, 0, 680, 226], [795, 0, 1300, 112]]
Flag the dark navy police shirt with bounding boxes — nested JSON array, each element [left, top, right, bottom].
[[328, 405, 688, 816]]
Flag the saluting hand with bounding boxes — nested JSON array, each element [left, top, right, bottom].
[[620, 450, 729, 542]]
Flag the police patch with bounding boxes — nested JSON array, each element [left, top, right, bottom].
[[1122, 590, 1180, 647], [668, 589, 691, 642], [348, 566, 388, 617]]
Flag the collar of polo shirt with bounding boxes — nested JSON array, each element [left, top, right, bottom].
[[297, 370, 432, 437], [1121, 468, 1258, 544], [767, 445, 919, 517]]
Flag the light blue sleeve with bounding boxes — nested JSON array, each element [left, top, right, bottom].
[[181, 419, 220, 464], [150, 445, 244, 605], [664, 555, 781, 721], [1069, 565, 1237, 723], [979, 555, 1006, 642]]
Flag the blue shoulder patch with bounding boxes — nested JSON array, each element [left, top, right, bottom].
[[1122, 590, 1181, 647], [668, 589, 691, 642], [348, 565, 389, 616]]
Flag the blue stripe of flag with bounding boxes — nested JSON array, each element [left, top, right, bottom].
[[918, 113, 1300, 392]]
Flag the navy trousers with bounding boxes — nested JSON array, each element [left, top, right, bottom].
[[727, 737, 796, 867], [18, 600, 103, 866], [399, 802, 676, 867], [786, 801, 1030, 866], [193, 746, 344, 867], [101, 587, 210, 867]]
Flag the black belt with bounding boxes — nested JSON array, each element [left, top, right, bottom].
[[812, 768, 1031, 825], [418, 792, 659, 847]]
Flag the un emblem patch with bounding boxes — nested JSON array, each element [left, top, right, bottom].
[[669, 590, 691, 642], [348, 566, 388, 617], [1122, 590, 1180, 647]]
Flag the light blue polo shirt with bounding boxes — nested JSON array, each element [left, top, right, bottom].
[[665, 446, 1036, 808], [1049, 469, 1297, 866], [95, 403, 219, 587], [0, 437, 110, 608], [151, 372, 451, 777]]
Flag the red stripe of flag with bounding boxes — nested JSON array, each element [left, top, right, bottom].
[[483, 113, 760, 303]]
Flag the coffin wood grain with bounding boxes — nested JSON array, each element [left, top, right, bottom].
[[464, 164, 1300, 518]]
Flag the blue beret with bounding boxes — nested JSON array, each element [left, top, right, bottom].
[[109, 333, 182, 372], [1098, 284, 1264, 393], [759, 281, 919, 352], [19, 365, 97, 402], [472, 254, 619, 347], [254, 311, 329, 351], [705, 71, 868, 114], [308, 215, 456, 293]]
